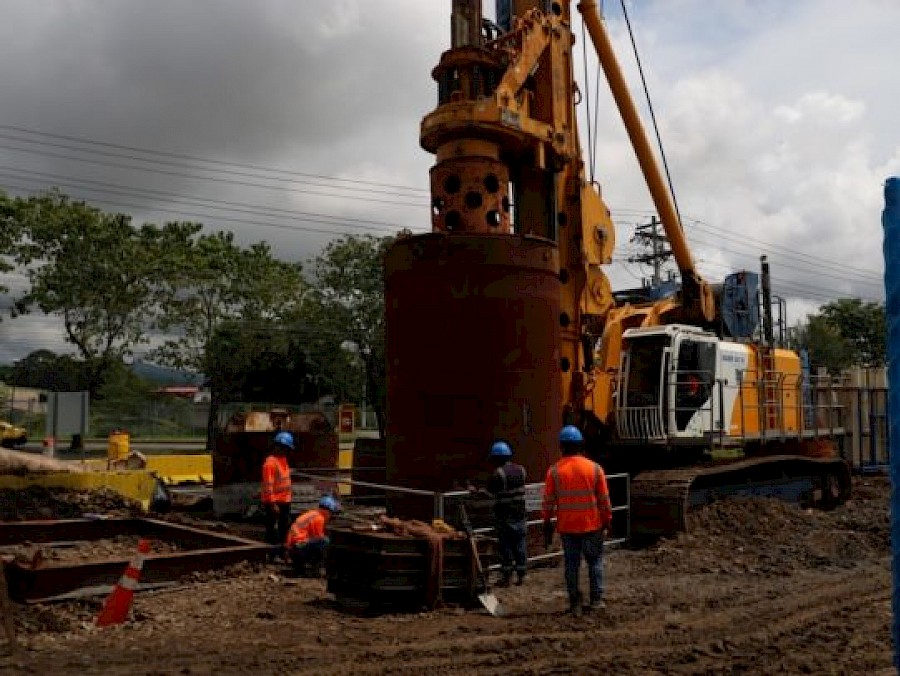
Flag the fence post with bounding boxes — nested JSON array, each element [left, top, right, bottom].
[[433, 491, 444, 522], [881, 175, 899, 669]]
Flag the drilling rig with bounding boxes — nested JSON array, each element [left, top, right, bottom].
[[381, 0, 850, 536]]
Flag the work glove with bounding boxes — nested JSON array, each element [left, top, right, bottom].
[[543, 520, 554, 550]]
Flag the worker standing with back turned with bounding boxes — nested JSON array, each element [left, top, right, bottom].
[[542, 425, 613, 616], [485, 440, 528, 586], [261, 431, 294, 561]]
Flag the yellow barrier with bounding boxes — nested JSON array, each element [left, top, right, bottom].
[[71, 454, 213, 486], [145, 454, 212, 485], [0, 471, 159, 511]]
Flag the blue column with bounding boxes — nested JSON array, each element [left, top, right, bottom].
[[883, 176, 900, 669], [496, 0, 512, 32]]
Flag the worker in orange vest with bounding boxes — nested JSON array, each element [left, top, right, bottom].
[[542, 425, 613, 616], [261, 431, 294, 560], [287, 495, 340, 576]]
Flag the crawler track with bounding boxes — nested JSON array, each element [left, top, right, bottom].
[[631, 455, 852, 538]]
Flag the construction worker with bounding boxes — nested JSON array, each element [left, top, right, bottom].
[[261, 430, 294, 559], [485, 440, 528, 586], [542, 425, 613, 616], [287, 495, 340, 576]]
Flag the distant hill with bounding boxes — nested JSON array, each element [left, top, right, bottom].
[[129, 359, 204, 386]]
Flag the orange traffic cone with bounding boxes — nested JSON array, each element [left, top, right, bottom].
[[96, 538, 151, 627]]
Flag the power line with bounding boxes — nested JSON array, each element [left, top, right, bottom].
[[611, 208, 882, 282], [0, 125, 429, 195], [0, 126, 881, 289], [0, 177, 420, 241], [0, 177, 422, 243], [0, 166, 415, 234], [0, 127, 882, 295], [0, 142, 427, 209]]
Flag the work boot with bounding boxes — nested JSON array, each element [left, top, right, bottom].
[[568, 593, 583, 617], [585, 599, 606, 613], [496, 573, 512, 588]]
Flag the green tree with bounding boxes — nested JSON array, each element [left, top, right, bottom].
[[0, 191, 22, 299], [311, 234, 395, 435], [150, 230, 309, 443], [205, 321, 316, 407], [791, 298, 886, 374], [10, 192, 166, 394], [819, 298, 886, 367], [7, 349, 91, 391], [790, 315, 855, 375]]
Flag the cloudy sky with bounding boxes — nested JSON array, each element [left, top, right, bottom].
[[0, 0, 896, 363]]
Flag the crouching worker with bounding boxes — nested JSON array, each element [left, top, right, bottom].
[[287, 495, 340, 576]]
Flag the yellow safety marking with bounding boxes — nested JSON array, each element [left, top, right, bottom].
[[0, 470, 158, 511]]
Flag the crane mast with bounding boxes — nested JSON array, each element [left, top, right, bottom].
[[421, 0, 616, 424], [421, 0, 715, 430], [380, 0, 852, 532]]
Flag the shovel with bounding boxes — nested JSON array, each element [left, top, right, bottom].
[[459, 504, 504, 617]]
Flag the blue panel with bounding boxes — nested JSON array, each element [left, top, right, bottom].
[[496, 0, 512, 32], [882, 175, 900, 669], [721, 271, 760, 338]]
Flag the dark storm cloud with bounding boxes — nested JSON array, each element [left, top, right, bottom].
[[0, 1, 440, 162]]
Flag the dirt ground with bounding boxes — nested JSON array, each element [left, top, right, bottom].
[[0, 476, 893, 675], [3, 536, 181, 566]]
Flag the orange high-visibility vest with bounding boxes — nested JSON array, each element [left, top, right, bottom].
[[261, 455, 291, 504], [542, 455, 612, 534], [286, 508, 326, 547]]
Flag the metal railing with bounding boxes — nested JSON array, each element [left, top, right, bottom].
[[617, 405, 666, 441], [292, 469, 631, 570], [735, 369, 846, 445]]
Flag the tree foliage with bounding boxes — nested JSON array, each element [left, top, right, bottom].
[[5, 349, 92, 391], [2, 190, 397, 441], [205, 321, 316, 406], [9, 192, 168, 394], [819, 298, 885, 367], [0, 191, 22, 298], [147, 229, 310, 443], [790, 315, 855, 375], [791, 298, 886, 374], [311, 234, 394, 434], [151, 230, 308, 372]]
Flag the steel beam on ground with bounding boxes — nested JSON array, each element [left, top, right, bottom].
[[0, 518, 269, 602]]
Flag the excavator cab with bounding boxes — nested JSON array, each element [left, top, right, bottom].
[[616, 324, 725, 447]]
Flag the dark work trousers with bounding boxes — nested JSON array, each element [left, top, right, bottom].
[[496, 520, 528, 580], [560, 529, 604, 606], [264, 502, 292, 553], [289, 537, 330, 575]]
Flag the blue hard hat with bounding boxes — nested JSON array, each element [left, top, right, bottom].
[[319, 495, 340, 512], [489, 441, 513, 458], [559, 425, 584, 444], [274, 431, 295, 450]]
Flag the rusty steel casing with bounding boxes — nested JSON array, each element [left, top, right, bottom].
[[384, 232, 562, 497]]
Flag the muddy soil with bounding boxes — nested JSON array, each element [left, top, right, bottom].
[[0, 476, 892, 675], [0, 486, 142, 521], [3, 536, 180, 567]]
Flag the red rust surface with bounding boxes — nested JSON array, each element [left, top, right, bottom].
[[1, 518, 268, 602], [213, 411, 338, 488], [384, 233, 561, 505]]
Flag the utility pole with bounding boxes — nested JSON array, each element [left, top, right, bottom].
[[628, 216, 674, 287]]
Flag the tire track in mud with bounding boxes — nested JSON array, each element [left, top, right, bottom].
[[284, 564, 888, 675]]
